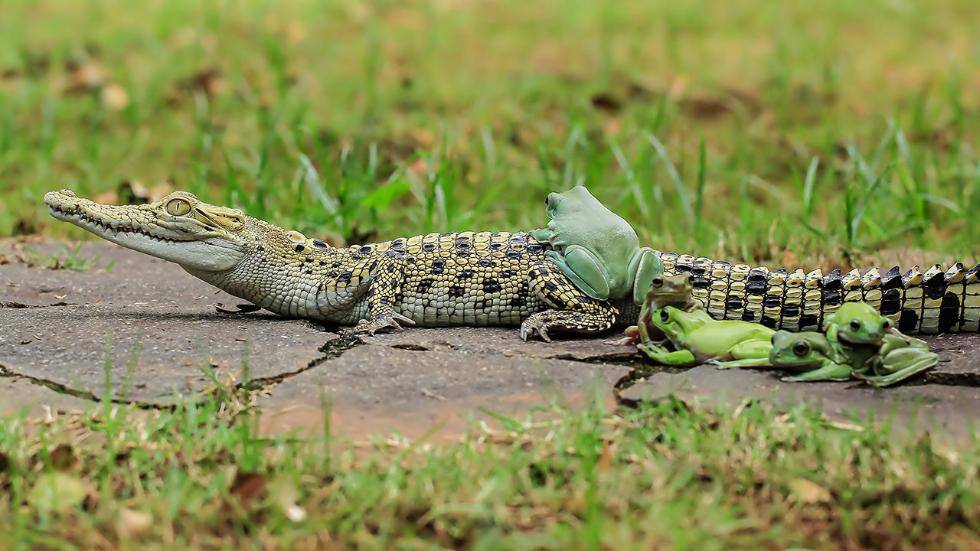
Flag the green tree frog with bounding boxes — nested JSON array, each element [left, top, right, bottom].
[[531, 186, 661, 305]]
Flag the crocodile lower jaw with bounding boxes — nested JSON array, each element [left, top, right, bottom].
[[46, 203, 244, 271]]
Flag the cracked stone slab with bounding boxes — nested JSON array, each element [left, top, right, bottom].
[[359, 327, 641, 363], [920, 334, 980, 377], [0, 377, 93, 418], [619, 366, 978, 442], [257, 343, 630, 439], [1, 241, 334, 404]]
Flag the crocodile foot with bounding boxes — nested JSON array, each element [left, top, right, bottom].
[[353, 312, 416, 335]]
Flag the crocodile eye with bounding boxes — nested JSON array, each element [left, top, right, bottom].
[[651, 278, 663, 287], [659, 310, 669, 322], [793, 341, 810, 356], [166, 198, 191, 216], [849, 319, 862, 331]]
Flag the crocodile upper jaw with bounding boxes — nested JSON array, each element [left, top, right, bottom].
[[44, 190, 245, 271]]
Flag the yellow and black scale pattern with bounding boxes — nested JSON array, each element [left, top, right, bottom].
[[657, 252, 980, 334], [269, 230, 620, 335]]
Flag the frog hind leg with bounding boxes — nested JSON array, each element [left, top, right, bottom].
[[864, 352, 938, 387], [708, 340, 773, 369], [545, 246, 611, 300], [781, 361, 853, 383], [628, 247, 663, 305], [637, 342, 697, 367]]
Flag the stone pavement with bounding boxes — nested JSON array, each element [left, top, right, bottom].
[[1, 240, 977, 441]]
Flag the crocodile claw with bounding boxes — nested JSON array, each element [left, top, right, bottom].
[[354, 312, 416, 335], [519, 319, 552, 342]]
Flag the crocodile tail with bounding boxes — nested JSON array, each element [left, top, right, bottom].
[[657, 252, 980, 334]]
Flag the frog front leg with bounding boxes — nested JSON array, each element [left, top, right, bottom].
[[781, 361, 853, 383], [637, 341, 697, 367], [627, 247, 662, 305], [544, 246, 611, 300], [530, 228, 553, 242], [708, 340, 774, 369]]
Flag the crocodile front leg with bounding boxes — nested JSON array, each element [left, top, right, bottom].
[[519, 263, 618, 342], [353, 255, 416, 335]]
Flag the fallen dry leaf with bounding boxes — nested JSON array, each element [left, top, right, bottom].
[[49, 443, 78, 471], [270, 478, 307, 522], [116, 508, 154, 538], [788, 478, 831, 504], [590, 92, 621, 113], [101, 83, 129, 110], [230, 471, 267, 505], [66, 60, 106, 92], [29, 472, 89, 513]]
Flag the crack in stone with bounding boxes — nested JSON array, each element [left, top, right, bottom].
[[239, 333, 363, 392], [2, 329, 976, 415], [0, 362, 175, 410], [0, 333, 364, 410], [0, 301, 74, 308], [918, 372, 980, 388]]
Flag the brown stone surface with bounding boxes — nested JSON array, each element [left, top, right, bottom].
[[0, 377, 93, 418], [0, 241, 332, 404], [618, 366, 979, 441], [1, 240, 978, 441], [256, 339, 629, 440]]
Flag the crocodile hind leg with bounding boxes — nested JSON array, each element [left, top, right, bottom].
[[520, 263, 618, 342]]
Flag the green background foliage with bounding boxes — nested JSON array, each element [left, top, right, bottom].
[[1, 0, 977, 264]]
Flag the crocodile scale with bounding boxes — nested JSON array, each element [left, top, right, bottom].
[[44, 190, 979, 337], [658, 252, 980, 334]]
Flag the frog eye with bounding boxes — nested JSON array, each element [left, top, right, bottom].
[[849, 319, 862, 331], [882, 319, 891, 330], [651, 278, 663, 287], [166, 198, 191, 216], [659, 310, 669, 322], [793, 341, 810, 357]]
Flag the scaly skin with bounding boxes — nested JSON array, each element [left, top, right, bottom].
[[45, 190, 620, 341], [44, 190, 980, 339], [658, 252, 980, 334]]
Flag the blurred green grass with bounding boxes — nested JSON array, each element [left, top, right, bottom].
[[2, 390, 978, 548], [0, 0, 977, 264]]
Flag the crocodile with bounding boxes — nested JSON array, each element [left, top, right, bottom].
[[43, 190, 980, 339]]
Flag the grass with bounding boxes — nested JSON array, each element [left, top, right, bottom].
[[1, 0, 978, 547], [1, 391, 977, 549], [0, 0, 977, 266]]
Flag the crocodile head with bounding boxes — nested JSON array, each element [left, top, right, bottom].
[[44, 189, 251, 271]]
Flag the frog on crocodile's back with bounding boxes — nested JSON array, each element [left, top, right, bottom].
[[531, 185, 661, 305]]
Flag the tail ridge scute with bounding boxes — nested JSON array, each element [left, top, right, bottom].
[[656, 250, 979, 334]]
